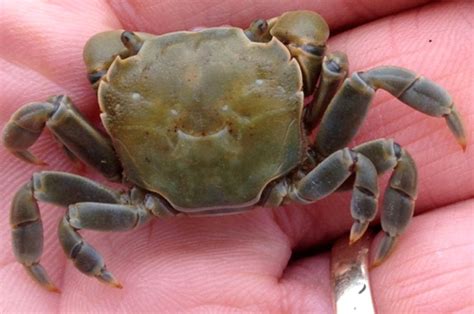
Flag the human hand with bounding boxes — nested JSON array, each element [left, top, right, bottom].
[[0, 0, 472, 312]]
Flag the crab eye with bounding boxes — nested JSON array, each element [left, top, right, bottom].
[[88, 70, 106, 85], [254, 19, 268, 34], [120, 31, 143, 56], [302, 44, 326, 57], [325, 59, 341, 73], [120, 31, 135, 45]]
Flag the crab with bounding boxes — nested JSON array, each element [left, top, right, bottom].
[[2, 10, 466, 292]]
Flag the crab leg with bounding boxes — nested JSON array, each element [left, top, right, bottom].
[[10, 182, 56, 291], [2, 95, 122, 181], [304, 51, 348, 132], [10, 171, 123, 291], [313, 66, 467, 158], [289, 148, 379, 242], [58, 201, 150, 288], [353, 139, 417, 265]]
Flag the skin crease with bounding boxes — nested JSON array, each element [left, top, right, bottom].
[[0, 0, 473, 312]]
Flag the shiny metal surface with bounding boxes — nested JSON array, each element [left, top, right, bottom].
[[331, 232, 375, 314]]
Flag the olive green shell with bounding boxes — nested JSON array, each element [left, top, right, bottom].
[[98, 28, 304, 211]]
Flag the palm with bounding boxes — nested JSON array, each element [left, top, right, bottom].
[[0, 0, 472, 312]]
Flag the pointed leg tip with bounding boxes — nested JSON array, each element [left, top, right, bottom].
[[29, 155, 48, 166], [96, 268, 123, 289], [349, 221, 369, 245], [45, 284, 61, 293], [106, 278, 123, 289], [370, 255, 385, 269], [349, 229, 365, 244], [458, 138, 467, 151], [444, 108, 467, 151], [114, 282, 123, 289], [106, 274, 123, 289], [25, 264, 60, 293], [371, 233, 397, 268], [12, 150, 46, 166], [348, 234, 361, 246]]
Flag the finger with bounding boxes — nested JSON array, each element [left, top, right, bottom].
[[280, 199, 474, 313], [0, 2, 125, 304], [46, 198, 474, 312], [0, 1, 115, 304], [0, 1, 472, 310], [370, 199, 474, 312], [0, 0, 433, 115], [111, 0, 433, 33], [276, 1, 473, 252], [58, 210, 293, 311], [331, 1, 474, 211], [0, 175, 64, 312], [0, 1, 121, 115]]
